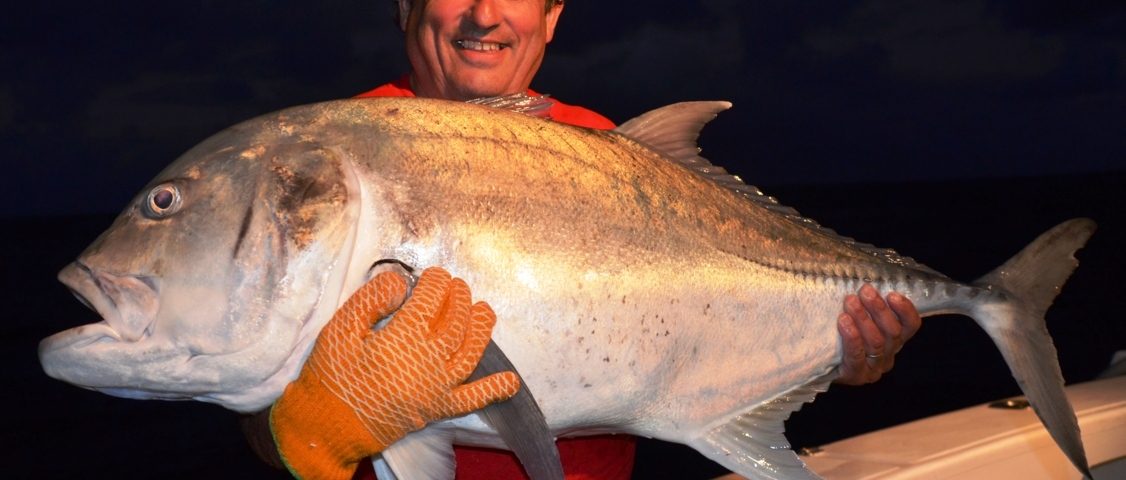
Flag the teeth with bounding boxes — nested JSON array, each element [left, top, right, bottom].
[[457, 39, 504, 51]]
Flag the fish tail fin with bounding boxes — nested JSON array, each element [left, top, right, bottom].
[[971, 217, 1096, 478]]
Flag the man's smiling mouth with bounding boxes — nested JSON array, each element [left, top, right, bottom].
[[456, 39, 506, 51]]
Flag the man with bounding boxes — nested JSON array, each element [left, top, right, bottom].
[[270, 0, 922, 478], [357, 0, 614, 131]]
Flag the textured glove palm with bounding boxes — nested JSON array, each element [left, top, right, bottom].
[[270, 267, 520, 479]]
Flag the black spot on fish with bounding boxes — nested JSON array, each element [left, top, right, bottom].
[[603, 356, 610, 363], [583, 384, 592, 388]]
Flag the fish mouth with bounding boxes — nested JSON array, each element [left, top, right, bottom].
[[42, 262, 160, 354], [40, 262, 169, 396]]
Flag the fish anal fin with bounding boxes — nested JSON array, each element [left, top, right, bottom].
[[689, 374, 833, 480]]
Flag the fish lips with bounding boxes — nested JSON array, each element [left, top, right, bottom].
[[39, 262, 163, 389]]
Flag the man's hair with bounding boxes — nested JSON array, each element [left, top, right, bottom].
[[392, 0, 563, 26]]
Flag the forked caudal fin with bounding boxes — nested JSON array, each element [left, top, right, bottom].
[[970, 217, 1096, 478]]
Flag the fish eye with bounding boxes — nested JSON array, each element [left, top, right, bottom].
[[144, 183, 182, 218]]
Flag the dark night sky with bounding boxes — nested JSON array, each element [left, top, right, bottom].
[[3, 2, 1126, 478], [2, 0, 1123, 216]]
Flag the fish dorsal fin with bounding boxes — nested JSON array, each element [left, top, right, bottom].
[[467, 93, 553, 119], [615, 101, 733, 171], [688, 373, 834, 480], [614, 101, 805, 218], [377, 425, 456, 480], [616, 101, 939, 276]]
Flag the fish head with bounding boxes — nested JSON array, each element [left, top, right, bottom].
[[39, 116, 362, 412]]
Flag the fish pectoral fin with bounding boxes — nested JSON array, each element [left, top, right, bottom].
[[688, 373, 834, 480], [378, 425, 456, 480], [473, 340, 564, 480]]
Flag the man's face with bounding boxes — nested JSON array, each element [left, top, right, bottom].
[[398, 0, 563, 101]]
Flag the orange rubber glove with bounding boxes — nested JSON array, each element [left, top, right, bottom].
[[270, 267, 521, 480]]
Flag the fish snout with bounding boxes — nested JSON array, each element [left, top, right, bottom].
[[57, 262, 160, 343]]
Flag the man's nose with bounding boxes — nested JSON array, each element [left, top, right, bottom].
[[467, 0, 501, 29]]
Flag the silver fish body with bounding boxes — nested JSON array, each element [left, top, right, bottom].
[[40, 98, 1094, 479]]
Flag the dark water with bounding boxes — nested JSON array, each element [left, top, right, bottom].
[[5, 174, 1124, 479]]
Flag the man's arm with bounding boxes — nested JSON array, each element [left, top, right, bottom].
[[835, 284, 922, 385]]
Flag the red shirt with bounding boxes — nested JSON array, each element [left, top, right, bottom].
[[354, 75, 616, 131], [351, 76, 634, 480]]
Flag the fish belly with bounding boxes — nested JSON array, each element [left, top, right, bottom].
[[442, 254, 852, 444]]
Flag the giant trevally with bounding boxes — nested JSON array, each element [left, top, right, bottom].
[[39, 97, 1095, 479]]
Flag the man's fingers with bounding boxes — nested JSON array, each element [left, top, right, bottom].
[[887, 292, 922, 342], [836, 313, 872, 385], [447, 301, 497, 379], [390, 267, 453, 338], [442, 371, 521, 417], [432, 278, 473, 356], [845, 293, 886, 356], [326, 270, 410, 338], [858, 284, 903, 349]]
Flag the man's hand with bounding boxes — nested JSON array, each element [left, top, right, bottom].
[[270, 267, 520, 480], [835, 284, 921, 385]]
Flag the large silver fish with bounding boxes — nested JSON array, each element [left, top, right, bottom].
[[39, 97, 1095, 479]]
